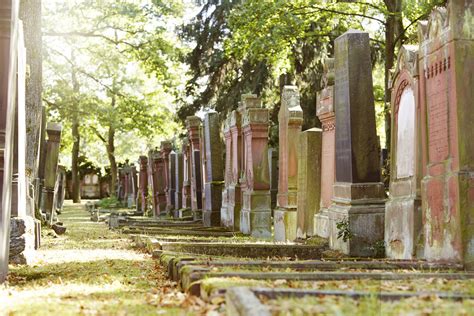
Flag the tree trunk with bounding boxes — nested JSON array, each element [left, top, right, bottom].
[[107, 126, 117, 197], [70, 61, 81, 203], [20, 0, 43, 218]]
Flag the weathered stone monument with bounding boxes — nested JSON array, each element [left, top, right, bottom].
[[220, 116, 232, 227], [314, 59, 336, 239], [385, 45, 421, 259], [174, 151, 183, 216], [418, 1, 474, 269], [180, 140, 192, 214], [160, 141, 173, 213], [203, 112, 224, 226], [40, 123, 62, 225], [127, 165, 138, 208], [274, 86, 304, 242], [240, 96, 272, 238], [149, 148, 166, 216], [268, 148, 278, 212], [328, 30, 385, 256], [186, 116, 203, 220], [296, 128, 322, 239], [168, 151, 177, 212], [137, 155, 148, 214]]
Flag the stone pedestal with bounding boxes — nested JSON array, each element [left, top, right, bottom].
[[137, 156, 148, 214], [385, 46, 422, 259], [296, 128, 322, 239], [186, 116, 203, 220], [314, 59, 336, 239], [418, 2, 474, 269], [203, 112, 224, 226], [240, 97, 271, 238], [274, 86, 303, 242], [328, 30, 385, 256]]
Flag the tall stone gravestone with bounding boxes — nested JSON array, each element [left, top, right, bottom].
[[173, 152, 183, 217], [268, 148, 278, 212], [418, 1, 474, 269], [203, 112, 224, 226], [40, 123, 62, 225], [148, 149, 166, 216], [314, 58, 336, 238], [274, 86, 304, 242], [0, 0, 19, 283], [180, 140, 192, 214], [220, 115, 232, 227], [186, 116, 203, 220], [328, 30, 385, 256], [161, 141, 173, 213], [168, 151, 177, 212], [385, 45, 422, 259], [137, 155, 148, 215], [228, 108, 244, 230], [296, 128, 322, 239], [240, 96, 272, 238]]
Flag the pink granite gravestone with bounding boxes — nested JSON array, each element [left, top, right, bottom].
[[385, 45, 422, 259], [137, 155, 148, 214], [274, 86, 304, 242], [186, 116, 203, 220], [314, 59, 336, 239], [418, 1, 474, 269], [240, 96, 272, 238], [328, 30, 385, 256], [220, 115, 232, 227]]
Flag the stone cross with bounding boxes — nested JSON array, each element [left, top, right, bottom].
[[137, 155, 148, 214], [328, 30, 385, 256], [314, 58, 336, 239], [274, 86, 304, 242], [186, 116, 203, 220], [40, 123, 62, 225], [203, 112, 224, 226], [296, 128, 322, 239], [240, 95, 272, 238], [418, 1, 473, 269]]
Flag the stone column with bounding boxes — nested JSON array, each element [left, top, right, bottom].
[[168, 151, 177, 212], [274, 86, 304, 242], [220, 116, 232, 227], [418, 2, 474, 269], [203, 112, 224, 226], [174, 152, 183, 216], [40, 123, 62, 225], [137, 155, 148, 214], [296, 128, 322, 239], [240, 97, 271, 238], [314, 58, 336, 238], [384, 46, 421, 259], [228, 109, 244, 231], [181, 140, 192, 212], [328, 30, 385, 256], [160, 141, 172, 213], [186, 116, 203, 220]]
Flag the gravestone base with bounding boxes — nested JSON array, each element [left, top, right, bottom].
[[274, 207, 297, 242], [174, 208, 192, 218], [220, 189, 230, 228], [127, 195, 135, 209], [9, 217, 37, 265], [385, 195, 422, 260], [328, 182, 385, 257], [314, 208, 330, 238], [193, 209, 203, 221], [241, 191, 272, 238], [203, 182, 223, 227], [228, 185, 243, 231]]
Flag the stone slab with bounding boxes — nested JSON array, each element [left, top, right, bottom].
[[226, 287, 271, 316]]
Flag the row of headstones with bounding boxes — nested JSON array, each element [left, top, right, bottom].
[[129, 1, 472, 268], [0, 1, 65, 282]]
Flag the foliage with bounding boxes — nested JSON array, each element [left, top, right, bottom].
[[98, 196, 121, 209], [336, 217, 353, 242]]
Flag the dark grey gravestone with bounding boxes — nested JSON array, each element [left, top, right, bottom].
[[334, 30, 380, 183]]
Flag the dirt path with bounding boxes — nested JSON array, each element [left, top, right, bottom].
[[0, 202, 211, 316]]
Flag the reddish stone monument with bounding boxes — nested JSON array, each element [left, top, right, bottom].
[[385, 45, 422, 259], [168, 150, 177, 212], [418, 1, 474, 269], [137, 155, 148, 215], [314, 59, 336, 239], [173, 151, 184, 216], [220, 115, 232, 227], [160, 141, 173, 213], [240, 96, 272, 238], [180, 139, 192, 214], [148, 148, 166, 216], [328, 30, 385, 256], [186, 116, 203, 220], [274, 86, 304, 242]]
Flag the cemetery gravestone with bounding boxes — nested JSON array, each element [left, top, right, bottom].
[[168, 151, 177, 212], [160, 141, 173, 213], [228, 109, 244, 231], [328, 30, 385, 256], [385, 45, 422, 259], [203, 112, 224, 227], [418, 1, 474, 269], [314, 59, 336, 239], [240, 96, 272, 238], [181, 140, 192, 213], [296, 128, 322, 239], [268, 148, 278, 212], [174, 152, 184, 215], [274, 86, 304, 242], [137, 155, 148, 214], [186, 116, 203, 220], [220, 115, 232, 227]]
